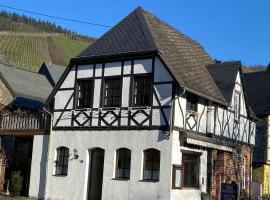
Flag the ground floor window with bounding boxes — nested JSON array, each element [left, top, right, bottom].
[[143, 149, 160, 181], [182, 152, 200, 188], [55, 147, 69, 176], [115, 148, 131, 179]]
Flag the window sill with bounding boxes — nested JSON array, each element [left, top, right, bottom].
[[180, 187, 200, 190], [111, 178, 130, 181], [139, 179, 159, 183], [52, 174, 67, 177]]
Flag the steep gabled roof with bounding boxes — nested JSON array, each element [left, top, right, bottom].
[[244, 70, 270, 117], [38, 62, 66, 86], [78, 7, 226, 105], [206, 61, 241, 104], [0, 63, 52, 106]]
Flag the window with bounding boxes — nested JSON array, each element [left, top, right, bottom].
[[76, 80, 93, 108], [143, 149, 160, 181], [104, 78, 121, 107], [234, 92, 240, 120], [186, 93, 198, 112], [133, 76, 152, 106], [115, 148, 131, 179], [182, 153, 200, 188], [242, 156, 246, 189], [55, 147, 69, 176], [172, 165, 182, 189]]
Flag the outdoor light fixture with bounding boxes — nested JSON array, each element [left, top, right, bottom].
[[73, 149, 79, 159]]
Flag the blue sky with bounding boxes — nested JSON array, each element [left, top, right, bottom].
[[1, 0, 269, 66]]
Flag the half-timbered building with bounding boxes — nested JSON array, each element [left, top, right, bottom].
[[244, 69, 270, 196], [44, 7, 256, 200]]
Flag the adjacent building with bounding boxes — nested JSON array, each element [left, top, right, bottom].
[[244, 69, 270, 196], [0, 62, 64, 197], [44, 7, 256, 200]]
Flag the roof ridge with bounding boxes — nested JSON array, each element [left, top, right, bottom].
[[140, 8, 213, 60], [0, 61, 47, 77]]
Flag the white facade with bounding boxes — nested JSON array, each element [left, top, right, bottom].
[[41, 56, 255, 200]]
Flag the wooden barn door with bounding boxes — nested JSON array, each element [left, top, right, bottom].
[[88, 148, 104, 200]]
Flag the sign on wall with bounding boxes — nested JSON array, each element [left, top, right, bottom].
[[220, 183, 238, 200]]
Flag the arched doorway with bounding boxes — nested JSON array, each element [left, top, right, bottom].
[[87, 148, 105, 200]]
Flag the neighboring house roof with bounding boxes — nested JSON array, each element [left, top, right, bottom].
[[78, 7, 226, 105], [206, 61, 241, 104], [0, 63, 52, 108], [38, 62, 66, 86], [243, 70, 270, 117]]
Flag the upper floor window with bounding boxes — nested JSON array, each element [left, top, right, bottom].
[[76, 79, 93, 108], [104, 78, 121, 107], [182, 153, 200, 188], [186, 93, 198, 112], [115, 148, 131, 179], [133, 76, 152, 106], [143, 149, 160, 181], [234, 91, 240, 120], [55, 147, 69, 176]]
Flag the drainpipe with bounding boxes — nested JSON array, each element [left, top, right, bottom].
[[42, 107, 53, 200]]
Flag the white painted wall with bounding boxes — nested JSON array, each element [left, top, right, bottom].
[[45, 130, 172, 200], [29, 135, 49, 199], [170, 130, 207, 200]]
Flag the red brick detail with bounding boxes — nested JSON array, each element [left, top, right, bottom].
[[211, 145, 251, 200]]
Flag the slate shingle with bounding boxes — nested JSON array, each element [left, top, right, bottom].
[[0, 63, 52, 104], [244, 70, 270, 117], [78, 7, 226, 105]]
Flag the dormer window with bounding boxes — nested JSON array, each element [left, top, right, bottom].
[[76, 79, 93, 108], [234, 91, 240, 120], [186, 93, 198, 112], [104, 78, 121, 107], [133, 76, 152, 106]]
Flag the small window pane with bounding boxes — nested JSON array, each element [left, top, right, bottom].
[[186, 93, 198, 112], [104, 78, 121, 107], [133, 76, 152, 106], [77, 80, 93, 108]]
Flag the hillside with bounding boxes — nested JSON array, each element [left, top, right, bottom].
[[0, 11, 96, 71], [0, 32, 95, 71]]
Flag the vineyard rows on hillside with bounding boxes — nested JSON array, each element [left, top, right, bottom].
[[0, 32, 93, 72]]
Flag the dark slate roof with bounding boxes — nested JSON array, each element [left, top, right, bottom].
[[243, 70, 270, 116], [206, 61, 241, 104], [78, 7, 226, 105], [38, 62, 66, 86], [0, 63, 52, 104], [253, 119, 267, 163]]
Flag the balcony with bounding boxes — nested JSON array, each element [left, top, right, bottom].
[[0, 112, 49, 135]]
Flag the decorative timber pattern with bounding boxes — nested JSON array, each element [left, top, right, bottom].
[[53, 57, 172, 131]]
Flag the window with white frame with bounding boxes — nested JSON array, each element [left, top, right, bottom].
[[234, 92, 240, 120]]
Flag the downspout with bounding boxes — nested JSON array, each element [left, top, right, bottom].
[[42, 107, 53, 200]]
